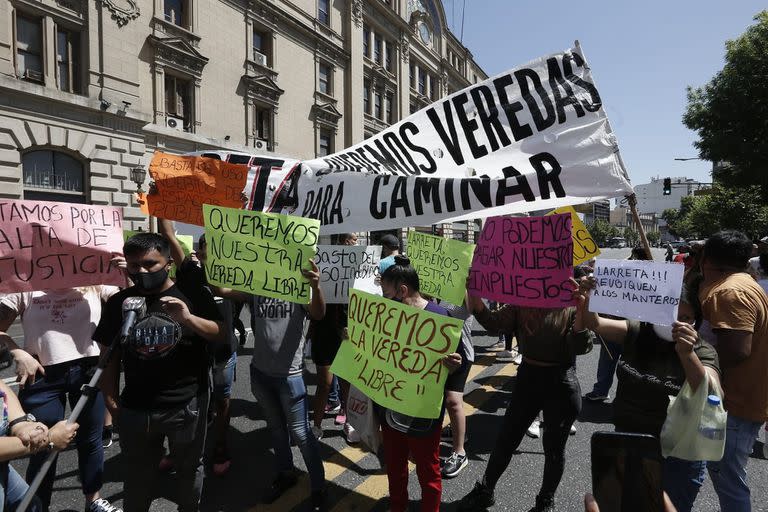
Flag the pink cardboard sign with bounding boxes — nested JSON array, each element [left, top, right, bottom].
[[468, 213, 575, 308], [0, 200, 125, 292]]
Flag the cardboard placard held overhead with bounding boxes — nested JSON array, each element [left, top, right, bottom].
[[138, 152, 249, 226], [546, 205, 600, 265], [331, 290, 463, 419], [202, 204, 320, 304], [589, 259, 685, 326], [0, 200, 124, 292], [468, 213, 575, 308]]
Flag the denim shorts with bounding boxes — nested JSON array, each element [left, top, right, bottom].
[[213, 352, 236, 400]]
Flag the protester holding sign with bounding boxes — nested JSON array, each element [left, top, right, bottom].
[[376, 256, 465, 512], [0, 275, 125, 512], [94, 233, 225, 512], [458, 278, 593, 512], [575, 276, 720, 512], [310, 233, 359, 442], [220, 262, 328, 509]]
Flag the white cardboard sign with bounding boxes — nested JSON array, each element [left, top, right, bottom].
[[589, 259, 685, 326], [315, 245, 382, 304]]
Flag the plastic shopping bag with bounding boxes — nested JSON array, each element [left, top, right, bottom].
[[346, 385, 381, 453], [660, 374, 727, 461]]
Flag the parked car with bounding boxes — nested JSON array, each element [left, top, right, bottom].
[[607, 237, 627, 248]]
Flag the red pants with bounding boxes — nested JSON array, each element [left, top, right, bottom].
[[381, 423, 442, 512]]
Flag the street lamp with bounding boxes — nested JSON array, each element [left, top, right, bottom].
[[130, 166, 147, 194]]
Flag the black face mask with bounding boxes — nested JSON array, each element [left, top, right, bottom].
[[128, 267, 168, 292]]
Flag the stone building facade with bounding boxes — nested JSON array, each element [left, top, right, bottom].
[[0, 0, 485, 230]]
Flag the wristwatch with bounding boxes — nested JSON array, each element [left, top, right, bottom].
[[8, 413, 36, 429]]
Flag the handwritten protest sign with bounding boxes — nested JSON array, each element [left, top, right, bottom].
[[546, 206, 600, 265], [331, 290, 463, 418], [589, 259, 685, 325], [468, 213, 574, 308], [0, 200, 124, 292], [138, 152, 248, 226], [407, 231, 474, 304], [315, 245, 381, 304], [124, 231, 193, 279], [202, 204, 319, 303]]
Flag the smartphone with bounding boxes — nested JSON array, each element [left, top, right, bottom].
[[591, 431, 664, 512]]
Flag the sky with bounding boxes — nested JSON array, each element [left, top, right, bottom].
[[451, 0, 765, 187]]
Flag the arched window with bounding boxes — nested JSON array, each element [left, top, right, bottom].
[[22, 150, 86, 203]]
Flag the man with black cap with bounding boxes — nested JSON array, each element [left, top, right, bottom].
[[378, 234, 401, 274]]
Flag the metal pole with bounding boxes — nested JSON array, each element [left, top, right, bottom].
[[627, 193, 653, 260], [18, 334, 123, 512]]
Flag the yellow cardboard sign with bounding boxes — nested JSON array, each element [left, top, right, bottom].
[[547, 206, 600, 265]]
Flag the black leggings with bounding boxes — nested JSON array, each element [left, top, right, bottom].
[[484, 362, 582, 500]]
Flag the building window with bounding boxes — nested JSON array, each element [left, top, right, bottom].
[[363, 80, 370, 115], [164, 74, 192, 130], [15, 14, 43, 83], [385, 91, 394, 124], [418, 68, 425, 95], [22, 150, 86, 202], [318, 129, 332, 156], [409, 101, 417, 114], [409, 62, 415, 89], [318, 0, 329, 25], [56, 27, 80, 94], [252, 27, 272, 67], [164, 0, 188, 28], [318, 62, 331, 95], [373, 35, 382, 64], [374, 91, 382, 119], [253, 105, 272, 146], [384, 42, 393, 72], [363, 25, 370, 58]]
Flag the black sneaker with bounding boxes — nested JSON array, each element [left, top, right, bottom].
[[88, 498, 122, 512], [262, 471, 299, 504], [458, 481, 495, 511], [441, 452, 468, 478], [527, 494, 555, 512], [102, 425, 114, 449], [310, 489, 328, 512]]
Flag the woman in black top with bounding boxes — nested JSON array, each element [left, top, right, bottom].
[[458, 290, 593, 512], [576, 280, 720, 512]]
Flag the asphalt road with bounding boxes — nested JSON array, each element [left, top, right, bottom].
[[4, 246, 767, 511]]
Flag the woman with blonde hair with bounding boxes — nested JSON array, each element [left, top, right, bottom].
[[458, 288, 593, 512]]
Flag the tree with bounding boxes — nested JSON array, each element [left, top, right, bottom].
[[623, 226, 640, 247], [683, 11, 768, 193], [646, 230, 661, 246], [662, 186, 768, 239], [587, 219, 619, 246]]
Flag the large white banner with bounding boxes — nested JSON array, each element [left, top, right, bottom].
[[294, 46, 633, 234]]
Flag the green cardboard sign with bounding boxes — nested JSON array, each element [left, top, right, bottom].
[[202, 204, 320, 304], [331, 290, 463, 419], [407, 231, 475, 305]]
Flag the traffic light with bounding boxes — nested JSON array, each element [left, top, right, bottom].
[[663, 177, 671, 195]]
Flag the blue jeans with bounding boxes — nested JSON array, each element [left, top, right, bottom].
[[18, 358, 105, 508], [0, 463, 41, 512], [213, 352, 237, 400], [249, 367, 325, 491], [707, 414, 762, 512], [591, 338, 622, 396], [663, 456, 706, 512], [327, 375, 340, 405]]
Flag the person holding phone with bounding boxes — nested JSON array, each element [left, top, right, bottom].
[[574, 279, 720, 512], [458, 277, 593, 512]]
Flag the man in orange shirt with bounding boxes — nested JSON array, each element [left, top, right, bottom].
[[699, 230, 768, 512]]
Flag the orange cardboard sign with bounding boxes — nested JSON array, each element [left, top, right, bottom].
[[138, 152, 248, 226]]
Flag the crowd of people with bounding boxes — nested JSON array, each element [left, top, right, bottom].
[[0, 221, 766, 512]]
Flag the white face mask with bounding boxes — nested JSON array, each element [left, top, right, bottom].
[[652, 323, 674, 342]]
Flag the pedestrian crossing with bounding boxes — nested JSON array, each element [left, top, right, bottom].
[[251, 354, 518, 511]]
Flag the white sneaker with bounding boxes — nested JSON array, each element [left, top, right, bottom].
[[311, 425, 323, 440], [570, 424, 577, 435], [344, 422, 361, 444], [526, 420, 541, 439], [512, 354, 522, 364], [89, 499, 122, 512]]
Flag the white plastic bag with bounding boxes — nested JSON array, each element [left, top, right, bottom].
[[660, 374, 727, 461], [346, 385, 381, 453]]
